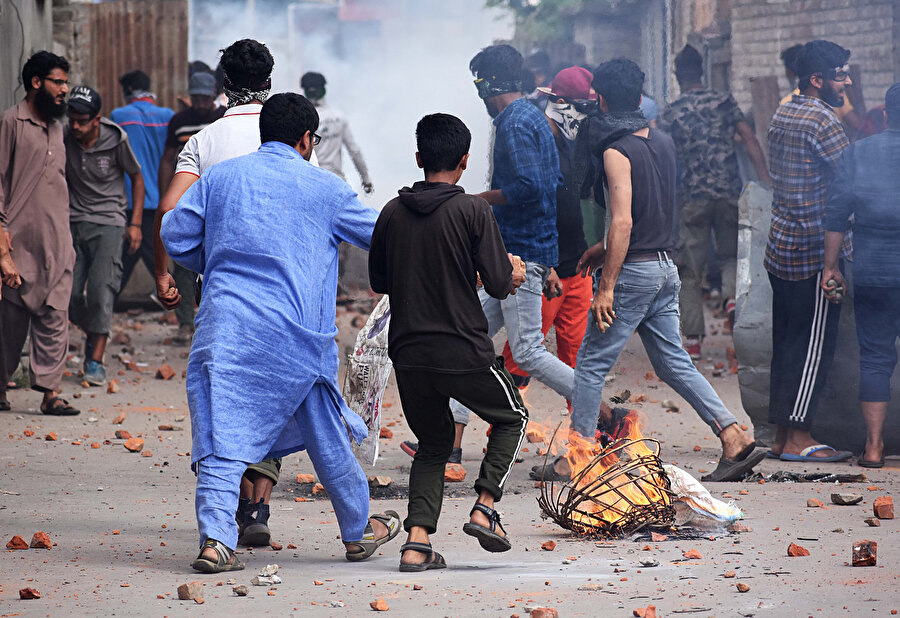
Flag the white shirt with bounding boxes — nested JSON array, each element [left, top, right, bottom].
[[314, 102, 370, 184], [175, 103, 318, 176]]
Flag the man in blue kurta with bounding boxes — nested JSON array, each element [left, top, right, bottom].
[[160, 93, 399, 573]]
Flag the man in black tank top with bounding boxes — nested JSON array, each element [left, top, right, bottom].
[[569, 58, 765, 482]]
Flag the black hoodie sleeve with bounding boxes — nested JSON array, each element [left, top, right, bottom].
[[368, 209, 389, 294], [472, 201, 513, 300]]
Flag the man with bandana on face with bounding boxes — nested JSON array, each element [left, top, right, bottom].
[[0, 51, 80, 416], [764, 40, 854, 464], [434, 44, 566, 457], [152, 39, 317, 549], [500, 67, 595, 398]]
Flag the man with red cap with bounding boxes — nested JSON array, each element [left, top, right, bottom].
[[500, 66, 596, 398]]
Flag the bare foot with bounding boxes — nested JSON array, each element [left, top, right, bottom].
[[862, 441, 884, 463]]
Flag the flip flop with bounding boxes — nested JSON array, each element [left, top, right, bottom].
[[399, 542, 447, 572], [857, 456, 885, 469], [530, 457, 571, 482], [463, 503, 512, 553], [765, 449, 780, 459], [779, 444, 853, 463], [41, 397, 80, 416], [344, 510, 401, 562], [701, 443, 766, 482]]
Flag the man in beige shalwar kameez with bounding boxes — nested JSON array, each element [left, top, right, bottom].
[[0, 51, 79, 415]]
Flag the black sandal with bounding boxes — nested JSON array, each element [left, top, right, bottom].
[[41, 397, 80, 416], [399, 542, 447, 572], [463, 503, 511, 552], [190, 539, 245, 573]]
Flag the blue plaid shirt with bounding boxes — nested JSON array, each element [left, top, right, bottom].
[[491, 97, 561, 266], [765, 94, 850, 280]]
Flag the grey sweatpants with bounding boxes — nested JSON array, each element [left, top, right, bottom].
[[69, 221, 124, 336]]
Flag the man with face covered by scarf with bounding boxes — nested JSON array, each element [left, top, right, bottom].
[[500, 67, 594, 398], [0, 51, 80, 417], [764, 40, 855, 464]]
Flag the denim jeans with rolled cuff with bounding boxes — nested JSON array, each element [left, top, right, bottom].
[[450, 261, 575, 425], [570, 258, 738, 438]]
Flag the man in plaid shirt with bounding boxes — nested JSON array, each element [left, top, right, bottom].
[[764, 40, 854, 463]]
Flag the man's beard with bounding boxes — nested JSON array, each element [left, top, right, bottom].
[[483, 98, 500, 119], [820, 82, 845, 108], [34, 86, 67, 120]]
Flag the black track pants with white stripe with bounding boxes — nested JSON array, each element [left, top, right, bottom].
[[394, 356, 529, 534], [767, 272, 842, 430]]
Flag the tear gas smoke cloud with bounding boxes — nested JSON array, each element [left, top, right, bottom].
[[190, 0, 513, 208]]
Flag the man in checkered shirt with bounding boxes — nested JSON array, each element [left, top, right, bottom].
[[764, 40, 854, 463]]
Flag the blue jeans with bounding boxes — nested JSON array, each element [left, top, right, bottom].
[[451, 261, 575, 424], [570, 260, 738, 438]]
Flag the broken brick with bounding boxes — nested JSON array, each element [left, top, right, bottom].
[[29, 531, 51, 549], [141, 450, 153, 458], [444, 463, 466, 482], [650, 532, 668, 542], [19, 587, 41, 599], [787, 542, 810, 557], [177, 581, 204, 601], [724, 570, 736, 578], [45, 432, 58, 441], [158, 424, 174, 431], [370, 598, 389, 611], [526, 427, 547, 443], [369, 475, 393, 487], [90, 442, 101, 449], [683, 549, 702, 559], [530, 609, 559, 618], [112, 412, 126, 424], [155, 364, 176, 380], [312, 483, 326, 495], [541, 540, 557, 551], [874, 496, 894, 519], [23, 429, 34, 437], [693, 445, 701, 452], [633, 605, 657, 618], [115, 430, 132, 440], [864, 517, 881, 527], [124, 437, 145, 452], [736, 583, 750, 593], [852, 540, 877, 567], [296, 473, 315, 484], [7, 535, 28, 550], [107, 379, 120, 394], [807, 498, 823, 508], [270, 542, 283, 551], [379, 427, 393, 439]]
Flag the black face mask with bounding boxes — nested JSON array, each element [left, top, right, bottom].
[[483, 98, 501, 119], [34, 84, 67, 121]]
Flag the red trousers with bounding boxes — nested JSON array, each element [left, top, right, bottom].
[[501, 273, 593, 377]]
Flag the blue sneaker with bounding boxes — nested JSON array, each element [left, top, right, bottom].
[[84, 360, 107, 386], [83, 338, 94, 374]]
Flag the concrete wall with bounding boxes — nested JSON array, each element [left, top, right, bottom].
[[730, 0, 899, 112], [0, 0, 53, 111]]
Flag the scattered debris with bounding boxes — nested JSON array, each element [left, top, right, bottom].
[[251, 564, 281, 586], [639, 559, 659, 567], [113, 412, 126, 424], [379, 426, 393, 439], [107, 380, 120, 394], [724, 570, 736, 578], [370, 598, 389, 611], [831, 493, 863, 506], [874, 496, 894, 519], [527, 427, 547, 443], [7, 535, 28, 550], [124, 437, 145, 452], [329, 601, 345, 607], [19, 587, 41, 599], [633, 605, 657, 618], [233, 585, 249, 596], [296, 473, 315, 484], [736, 583, 751, 593], [864, 517, 881, 527], [444, 463, 466, 482], [729, 523, 752, 533], [852, 540, 877, 567], [312, 483, 326, 495], [177, 581, 204, 602], [787, 542, 810, 557], [806, 498, 823, 508], [45, 432, 58, 441], [610, 389, 631, 404], [30, 531, 51, 549], [115, 430, 132, 440], [270, 542, 283, 551], [683, 549, 702, 559], [660, 399, 679, 412], [530, 608, 560, 618], [541, 540, 557, 551], [744, 471, 867, 484], [156, 364, 176, 380], [369, 475, 393, 487]]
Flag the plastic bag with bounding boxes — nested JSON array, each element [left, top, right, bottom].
[[663, 464, 743, 528], [342, 295, 393, 466]]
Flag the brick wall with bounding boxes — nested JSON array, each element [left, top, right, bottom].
[[52, 0, 92, 89], [730, 0, 899, 112]]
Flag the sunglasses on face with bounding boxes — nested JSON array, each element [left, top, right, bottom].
[[562, 98, 599, 114]]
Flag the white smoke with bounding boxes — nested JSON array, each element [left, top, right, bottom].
[[189, 0, 514, 208]]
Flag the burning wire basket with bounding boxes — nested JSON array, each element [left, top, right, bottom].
[[537, 435, 675, 538]]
